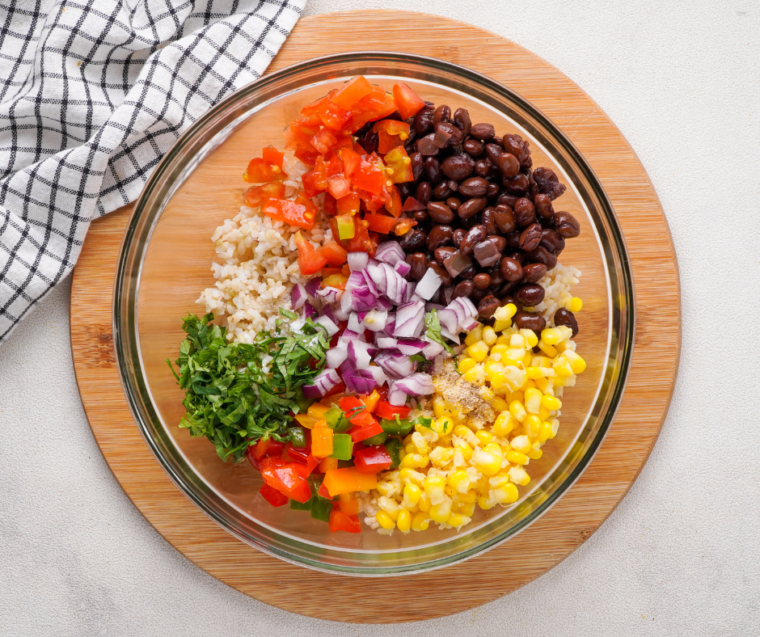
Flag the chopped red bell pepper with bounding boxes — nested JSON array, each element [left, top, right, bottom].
[[349, 420, 384, 443], [339, 397, 378, 427], [375, 400, 411, 420], [249, 438, 284, 461], [259, 483, 289, 507], [260, 457, 312, 504], [324, 380, 346, 397], [244, 157, 285, 183], [243, 181, 285, 208], [392, 82, 426, 120], [262, 197, 316, 230], [328, 509, 361, 533], [353, 445, 393, 474], [317, 480, 331, 499], [284, 442, 310, 464]]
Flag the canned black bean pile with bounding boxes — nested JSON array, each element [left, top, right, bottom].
[[356, 102, 582, 332]]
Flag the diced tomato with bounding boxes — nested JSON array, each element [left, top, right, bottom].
[[392, 82, 426, 120], [259, 483, 289, 507], [306, 94, 351, 130], [301, 171, 320, 199], [365, 213, 398, 234], [244, 157, 285, 183], [326, 174, 351, 199], [351, 159, 386, 194], [332, 76, 374, 110], [349, 420, 384, 443], [243, 181, 285, 208], [294, 231, 328, 275], [259, 457, 312, 503], [351, 87, 398, 125], [317, 481, 331, 499], [322, 192, 337, 216], [373, 120, 411, 154], [329, 216, 377, 254], [339, 147, 361, 178], [353, 445, 393, 474], [384, 146, 414, 184], [262, 197, 316, 230], [401, 195, 426, 213], [311, 128, 338, 155], [336, 191, 360, 215], [326, 152, 343, 177], [317, 241, 348, 267], [375, 400, 411, 420], [262, 145, 284, 169], [328, 509, 361, 533], [294, 147, 320, 166], [385, 185, 403, 217]]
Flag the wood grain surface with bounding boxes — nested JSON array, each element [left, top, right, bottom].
[[70, 10, 680, 623]]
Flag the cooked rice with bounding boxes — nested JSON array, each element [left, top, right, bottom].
[[534, 262, 581, 324]]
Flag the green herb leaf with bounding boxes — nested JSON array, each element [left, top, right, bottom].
[[425, 309, 454, 356], [279, 307, 298, 320]]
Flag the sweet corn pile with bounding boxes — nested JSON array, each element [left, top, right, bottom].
[[361, 296, 586, 535]]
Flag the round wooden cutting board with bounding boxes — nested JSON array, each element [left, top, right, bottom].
[[70, 10, 679, 624]]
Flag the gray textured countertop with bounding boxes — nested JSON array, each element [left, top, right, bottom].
[[2, 1, 759, 635]]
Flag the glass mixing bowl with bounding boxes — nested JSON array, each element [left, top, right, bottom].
[[114, 52, 634, 576]]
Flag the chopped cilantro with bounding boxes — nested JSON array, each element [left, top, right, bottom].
[[425, 309, 454, 356]]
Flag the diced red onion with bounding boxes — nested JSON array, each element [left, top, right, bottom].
[[326, 343, 348, 368], [433, 127, 452, 148], [461, 318, 480, 332], [339, 329, 365, 344], [347, 251, 369, 272], [396, 338, 429, 355], [351, 287, 377, 312], [376, 296, 393, 310], [440, 326, 460, 344], [362, 269, 380, 297], [340, 288, 354, 313], [290, 283, 307, 310], [417, 134, 438, 156], [402, 281, 415, 303], [443, 285, 454, 305], [376, 336, 398, 349], [348, 340, 371, 369], [381, 263, 396, 300], [375, 351, 415, 379], [422, 340, 445, 359], [388, 384, 408, 406], [452, 296, 478, 320], [433, 355, 444, 374], [395, 373, 434, 396], [473, 239, 501, 268], [317, 285, 342, 304], [314, 314, 339, 337], [425, 303, 444, 312], [363, 309, 389, 332], [322, 304, 337, 324], [437, 308, 459, 334], [414, 267, 441, 301], [347, 312, 364, 334], [346, 271, 366, 291], [342, 367, 377, 395], [305, 278, 321, 299], [366, 365, 388, 387], [393, 300, 425, 338], [375, 241, 405, 267], [394, 260, 411, 277], [443, 251, 472, 278], [302, 302, 318, 320], [302, 368, 341, 399]]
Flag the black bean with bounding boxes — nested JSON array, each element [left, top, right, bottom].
[[399, 229, 427, 252], [497, 152, 520, 177], [453, 108, 472, 136], [457, 197, 487, 220], [441, 154, 475, 180], [519, 223, 543, 251], [453, 280, 474, 299], [448, 179, 459, 192], [458, 177, 489, 198], [525, 245, 558, 269], [505, 231, 521, 250], [478, 295, 501, 319], [485, 143, 503, 165], [417, 134, 439, 156], [470, 123, 496, 141], [494, 204, 516, 233], [436, 121, 463, 146], [425, 156, 443, 185], [407, 253, 428, 281], [463, 139, 484, 157], [409, 152, 425, 181], [473, 273, 491, 289], [433, 180, 451, 200], [459, 265, 476, 280], [474, 158, 491, 178], [427, 224, 454, 251], [503, 133, 531, 164], [513, 311, 546, 332], [515, 283, 545, 306], [429, 262, 452, 285], [503, 172, 530, 195], [486, 183, 500, 199], [397, 183, 412, 199], [446, 196, 461, 212], [481, 207, 498, 235], [413, 106, 435, 136], [534, 193, 554, 219], [509, 250, 526, 265], [540, 228, 565, 254], [460, 225, 487, 256], [533, 167, 567, 200], [433, 104, 451, 124], [427, 202, 455, 224], [488, 235, 507, 253], [513, 197, 536, 226], [452, 228, 466, 247], [497, 192, 518, 208], [413, 209, 429, 223], [522, 263, 547, 283], [471, 287, 488, 302], [500, 256, 524, 282], [435, 246, 457, 265], [554, 308, 579, 336], [415, 181, 432, 204], [553, 211, 581, 238]]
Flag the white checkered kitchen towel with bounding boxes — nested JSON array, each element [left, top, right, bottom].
[[0, 0, 305, 343]]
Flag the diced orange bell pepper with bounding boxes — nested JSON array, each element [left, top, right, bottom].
[[360, 389, 381, 413], [294, 231, 328, 275], [294, 414, 317, 429], [336, 191, 360, 216], [323, 467, 378, 497], [392, 82, 426, 120], [365, 213, 399, 234], [243, 181, 285, 208], [384, 146, 414, 184], [318, 457, 339, 473], [262, 197, 315, 230], [307, 403, 330, 420], [312, 424, 334, 458], [262, 145, 284, 169], [338, 493, 360, 515], [332, 76, 374, 110], [243, 157, 285, 183]]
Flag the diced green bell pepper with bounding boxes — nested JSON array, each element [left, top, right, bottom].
[[380, 417, 414, 436], [362, 430, 389, 447], [289, 426, 307, 448], [310, 495, 333, 522], [384, 438, 402, 469], [331, 433, 354, 460], [294, 391, 314, 415], [290, 496, 313, 511], [324, 405, 353, 433]]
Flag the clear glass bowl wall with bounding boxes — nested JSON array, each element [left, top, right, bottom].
[[115, 53, 634, 576]]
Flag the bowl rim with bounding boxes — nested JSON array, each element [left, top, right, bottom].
[[113, 51, 635, 576]]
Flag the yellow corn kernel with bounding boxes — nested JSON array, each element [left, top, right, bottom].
[[458, 357, 477, 373], [522, 379, 537, 391], [539, 341, 558, 358], [510, 334, 525, 348], [396, 509, 411, 534], [490, 343, 508, 355], [475, 430, 494, 446], [509, 400, 528, 423], [411, 432, 429, 455], [455, 489, 478, 503], [521, 329, 539, 348], [526, 446, 543, 460], [493, 319, 512, 332], [524, 387, 543, 414], [448, 470, 470, 493], [535, 377, 552, 393], [418, 492, 431, 512], [531, 355, 552, 367], [464, 325, 483, 346], [506, 449, 529, 465], [510, 435, 531, 453], [553, 357, 574, 376], [489, 371, 508, 391], [424, 476, 446, 505], [454, 441, 473, 461], [492, 482, 519, 504], [399, 468, 425, 485], [429, 446, 454, 468], [473, 448, 502, 476], [491, 397, 509, 413], [463, 364, 485, 384], [509, 465, 531, 486], [541, 394, 562, 411], [541, 328, 562, 345], [400, 453, 429, 469], [376, 511, 395, 530], [492, 411, 514, 437], [402, 483, 422, 508], [432, 396, 447, 418], [526, 366, 544, 380], [538, 421, 554, 443], [446, 513, 471, 529], [479, 386, 495, 402], [494, 303, 517, 321], [454, 501, 477, 517], [482, 326, 497, 345], [411, 512, 430, 531], [538, 406, 552, 421], [563, 349, 587, 374], [478, 494, 495, 510], [567, 296, 582, 312], [525, 414, 542, 439], [432, 416, 454, 435], [376, 481, 395, 497], [467, 341, 489, 362], [404, 443, 415, 454], [430, 500, 452, 524]]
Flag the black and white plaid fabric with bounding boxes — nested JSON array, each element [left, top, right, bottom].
[[0, 0, 304, 342]]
